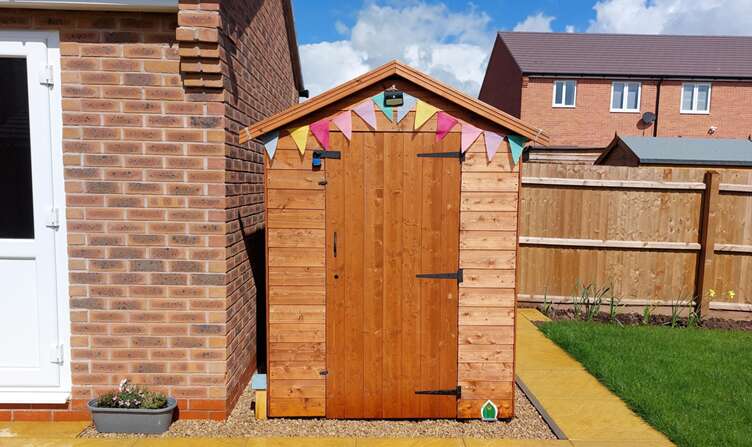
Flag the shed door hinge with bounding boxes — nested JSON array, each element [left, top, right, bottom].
[[39, 65, 54, 87], [46, 208, 60, 230], [50, 343, 64, 365], [416, 269, 463, 284], [417, 151, 465, 162], [415, 385, 461, 399]]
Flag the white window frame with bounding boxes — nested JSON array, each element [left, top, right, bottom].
[[552, 80, 576, 108], [610, 81, 641, 113], [680, 82, 711, 114]]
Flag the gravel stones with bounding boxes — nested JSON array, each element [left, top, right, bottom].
[[81, 385, 555, 440]]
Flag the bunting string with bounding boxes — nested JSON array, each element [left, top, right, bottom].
[[259, 90, 525, 164]]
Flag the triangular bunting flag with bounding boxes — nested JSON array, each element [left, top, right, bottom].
[[483, 131, 503, 161], [507, 134, 528, 164], [372, 92, 393, 121], [436, 112, 458, 141], [396, 93, 417, 123], [414, 99, 439, 129], [260, 130, 279, 159], [353, 100, 377, 129], [310, 118, 330, 149], [461, 123, 482, 153], [289, 125, 309, 155], [332, 110, 352, 140]]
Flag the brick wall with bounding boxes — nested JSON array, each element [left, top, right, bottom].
[[520, 78, 659, 148], [479, 36, 523, 117], [0, 0, 298, 422], [656, 81, 752, 139], [517, 78, 752, 148], [217, 0, 298, 412]]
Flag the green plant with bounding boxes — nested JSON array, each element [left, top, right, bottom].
[[541, 289, 553, 317], [584, 284, 610, 321], [571, 281, 584, 319], [687, 306, 702, 328], [96, 379, 167, 410], [607, 293, 623, 325], [668, 291, 692, 328], [571, 281, 610, 321], [642, 304, 655, 325]]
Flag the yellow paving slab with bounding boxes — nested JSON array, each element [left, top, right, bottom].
[[518, 370, 609, 400], [0, 439, 136, 447], [133, 438, 247, 447], [570, 441, 674, 447], [464, 440, 571, 447], [515, 308, 674, 446], [0, 422, 89, 439], [357, 438, 463, 447], [247, 437, 356, 447]]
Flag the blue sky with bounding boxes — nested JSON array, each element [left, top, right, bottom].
[[291, 0, 750, 97], [294, 1, 597, 43]]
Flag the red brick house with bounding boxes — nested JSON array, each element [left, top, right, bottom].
[[0, 0, 303, 421], [480, 32, 752, 163]]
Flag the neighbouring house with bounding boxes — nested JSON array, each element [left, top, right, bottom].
[[597, 135, 752, 168], [479, 32, 752, 163], [0, 0, 303, 421]]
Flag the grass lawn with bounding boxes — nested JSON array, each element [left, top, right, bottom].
[[538, 321, 752, 447]]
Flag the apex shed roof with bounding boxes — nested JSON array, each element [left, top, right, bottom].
[[240, 60, 549, 145], [498, 32, 752, 79], [598, 135, 752, 166]]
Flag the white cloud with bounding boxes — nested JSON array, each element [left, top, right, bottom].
[[513, 12, 555, 32], [334, 20, 349, 36], [565, 25, 576, 33], [298, 41, 369, 98], [588, 0, 752, 35], [298, 2, 494, 97]]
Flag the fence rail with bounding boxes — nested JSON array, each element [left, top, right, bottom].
[[518, 163, 752, 315]]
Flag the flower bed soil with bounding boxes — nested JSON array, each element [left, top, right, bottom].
[[543, 307, 752, 331]]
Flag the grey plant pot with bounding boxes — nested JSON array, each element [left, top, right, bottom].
[[88, 397, 177, 434]]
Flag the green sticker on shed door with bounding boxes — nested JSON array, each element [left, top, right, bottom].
[[481, 400, 498, 421]]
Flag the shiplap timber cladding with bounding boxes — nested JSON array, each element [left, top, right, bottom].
[[258, 65, 534, 419], [518, 163, 752, 312]]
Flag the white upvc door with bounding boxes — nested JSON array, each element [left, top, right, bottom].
[[0, 32, 66, 393]]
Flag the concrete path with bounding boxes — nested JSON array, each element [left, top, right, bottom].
[[0, 308, 673, 447], [516, 308, 674, 447]]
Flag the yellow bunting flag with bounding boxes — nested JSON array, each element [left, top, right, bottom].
[[289, 125, 309, 155], [414, 99, 439, 130]]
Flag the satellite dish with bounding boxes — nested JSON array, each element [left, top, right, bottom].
[[642, 112, 656, 124]]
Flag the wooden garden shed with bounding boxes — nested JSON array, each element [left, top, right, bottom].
[[239, 61, 548, 420]]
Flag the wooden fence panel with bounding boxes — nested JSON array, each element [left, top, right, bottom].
[[519, 164, 752, 313]]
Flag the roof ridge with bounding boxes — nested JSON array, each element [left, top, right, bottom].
[[497, 31, 752, 39]]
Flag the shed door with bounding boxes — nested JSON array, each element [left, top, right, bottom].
[[325, 131, 460, 418]]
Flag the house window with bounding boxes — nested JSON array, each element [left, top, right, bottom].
[[552, 80, 576, 107], [610, 81, 641, 112], [681, 82, 711, 113]]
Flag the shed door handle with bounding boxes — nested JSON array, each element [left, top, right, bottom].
[[333, 231, 337, 258]]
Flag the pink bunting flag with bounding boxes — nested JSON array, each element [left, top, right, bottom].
[[484, 131, 504, 161], [352, 100, 377, 130], [436, 112, 458, 141], [310, 118, 330, 149], [332, 110, 352, 140], [461, 123, 482, 153]]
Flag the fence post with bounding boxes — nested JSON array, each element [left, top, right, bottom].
[[694, 170, 720, 316]]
